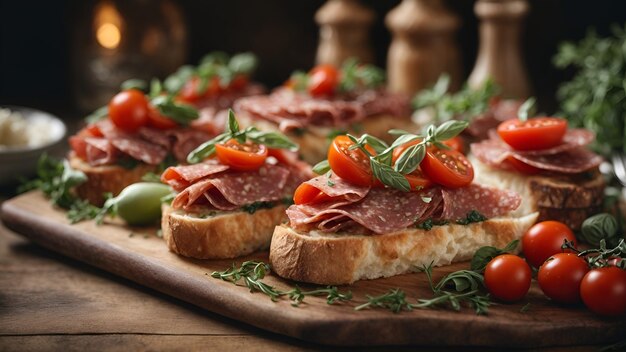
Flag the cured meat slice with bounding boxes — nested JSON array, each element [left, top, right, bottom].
[[191, 108, 228, 135], [169, 129, 212, 162], [110, 138, 167, 165], [139, 127, 172, 150], [162, 160, 229, 184], [511, 147, 603, 174], [171, 178, 214, 210], [515, 129, 595, 156], [441, 184, 521, 220], [84, 137, 118, 166], [304, 174, 370, 203]]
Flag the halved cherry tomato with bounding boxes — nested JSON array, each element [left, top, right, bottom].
[[215, 139, 268, 171], [327, 135, 375, 187], [177, 76, 222, 103], [538, 253, 589, 304], [84, 124, 104, 137], [505, 156, 541, 174], [497, 117, 568, 151], [108, 89, 150, 132], [268, 148, 298, 165], [484, 254, 532, 302], [420, 148, 474, 188], [293, 183, 333, 205], [308, 64, 339, 97], [444, 136, 465, 154], [161, 167, 183, 183], [580, 266, 626, 316], [522, 220, 577, 268], [147, 106, 178, 130]]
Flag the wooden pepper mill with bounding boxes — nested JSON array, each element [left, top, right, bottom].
[[385, 0, 462, 96], [468, 0, 531, 98], [315, 0, 375, 66]]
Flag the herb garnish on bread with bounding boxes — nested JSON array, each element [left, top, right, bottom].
[[269, 121, 536, 285]]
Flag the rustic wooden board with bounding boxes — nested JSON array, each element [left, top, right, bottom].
[[2, 192, 625, 348]]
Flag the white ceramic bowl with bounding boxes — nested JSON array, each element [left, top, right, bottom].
[[0, 106, 67, 185]]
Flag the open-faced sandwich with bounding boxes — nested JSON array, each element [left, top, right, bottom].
[[160, 110, 312, 259], [233, 59, 415, 164], [69, 83, 210, 206], [470, 113, 605, 230], [269, 121, 537, 285]]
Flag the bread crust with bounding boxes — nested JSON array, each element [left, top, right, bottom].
[[69, 154, 157, 206], [269, 213, 538, 285], [162, 204, 288, 259]]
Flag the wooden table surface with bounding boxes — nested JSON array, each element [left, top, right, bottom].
[[0, 195, 615, 352]]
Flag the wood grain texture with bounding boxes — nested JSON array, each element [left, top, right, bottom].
[[2, 191, 625, 348]]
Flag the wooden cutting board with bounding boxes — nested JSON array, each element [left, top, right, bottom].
[[2, 191, 625, 348]]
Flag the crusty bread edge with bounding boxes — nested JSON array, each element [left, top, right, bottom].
[[269, 213, 539, 285], [162, 204, 288, 259]]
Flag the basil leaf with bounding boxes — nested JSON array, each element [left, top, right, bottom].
[[151, 96, 199, 124], [288, 71, 309, 92], [228, 52, 257, 74], [227, 109, 240, 135], [359, 134, 388, 154], [518, 97, 537, 122], [186, 134, 230, 163], [121, 78, 148, 91], [389, 134, 421, 149], [470, 239, 520, 272], [163, 65, 195, 94], [370, 158, 410, 192], [394, 143, 425, 174], [149, 78, 163, 98], [312, 160, 331, 175], [434, 120, 468, 141], [247, 130, 298, 151], [200, 51, 230, 66], [388, 129, 411, 136], [85, 106, 108, 124], [581, 213, 619, 246]]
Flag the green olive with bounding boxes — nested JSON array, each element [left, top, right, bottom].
[[106, 182, 172, 226]]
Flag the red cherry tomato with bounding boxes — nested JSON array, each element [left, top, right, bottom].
[[505, 156, 541, 174], [215, 139, 268, 171], [308, 64, 339, 97], [327, 135, 375, 187], [293, 183, 333, 205], [484, 254, 532, 302], [420, 148, 474, 188], [522, 221, 577, 268], [229, 75, 249, 91], [497, 117, 568, 151], [538, 253, 589, 304], [580, 267, 626, 316], [84, 124, 104, 137], [178, 76, 222, 103], [108, 89, 150, 132], [444, 136, 465, 154], [390, 140, 433, 190], [147, 106, 178, 130]]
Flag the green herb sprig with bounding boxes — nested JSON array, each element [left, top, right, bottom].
[[563, 238, 626, 269], [288, 58, 385, 94], [412, 74, 498, 124], [187, 110, 298, 163], [211, 261, 352, 306]]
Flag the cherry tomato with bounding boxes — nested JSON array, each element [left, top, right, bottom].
[[229, 75, 249, 91], [215, 139, 268, 171], [293, 183, 333, 205], [147, 106, 178, 130], [177, 76, 222, 103], [505, 156, 541, 174], [608, 257, 624, 267], [580, 267, 626, 316], [538, 253, 589, 304], [444, 136, 465, 154], [84, 124, 104, 137], [390, 140, 433, 190], [484, 254, 532, 302], [497, 117, 568, 151], [327, 135, 375, 187], [308, 64, 339, 97], [522, 221, 577, 268], [420, 148, 474, 188], [108, 89, 150, 132]]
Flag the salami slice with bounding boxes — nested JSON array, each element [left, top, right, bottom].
[[110, 138, 167, 165], [84, 137, 118, 166], [139, 127, 172, 150], [441, 184, 521, 220], [163, 160, 229, 184], [304, 174, 370, 203], [169, 129, 212, 162], [511, 147, 603, 174]]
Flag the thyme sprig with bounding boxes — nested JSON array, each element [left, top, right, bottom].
[[562, 238, 626, 269], [211, 261, 352, 306]]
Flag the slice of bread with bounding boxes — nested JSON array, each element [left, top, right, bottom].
[[239, 113, 417, 164], [470, 156, 605, 230], [161, 204, 288, 259], [269, 213, 538, 285], [69, 154, 157, 206]]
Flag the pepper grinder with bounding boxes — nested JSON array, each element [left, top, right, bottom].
[[468, 0, 531, 98], [315, 0, 375, 66], [385, 0, 462, 96]]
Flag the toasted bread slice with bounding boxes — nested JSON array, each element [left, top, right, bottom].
[[69, 154, 157, 206], [269, 213, 538, 285], [161, 204, 288, 259], [470, 156, 605, 230], [239, 114, 417, 164]]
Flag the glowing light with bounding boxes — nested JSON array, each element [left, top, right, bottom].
[[96, 23, 121, 49]]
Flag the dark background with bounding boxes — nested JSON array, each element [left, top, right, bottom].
[[1, 0, 626, 118]]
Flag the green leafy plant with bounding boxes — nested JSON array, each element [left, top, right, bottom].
[[554, 24, 626, 156]]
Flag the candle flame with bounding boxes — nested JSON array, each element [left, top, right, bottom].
[[94, 2, 123, 50]]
